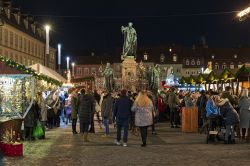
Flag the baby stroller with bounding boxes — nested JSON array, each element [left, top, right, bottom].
[[206, 115, 226, 144]]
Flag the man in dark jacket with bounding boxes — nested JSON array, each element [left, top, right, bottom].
[[101, 92, 114, 136], [78, 89, 95, 142], [168, 87, 180, 128], [113, 89, 132, 147]]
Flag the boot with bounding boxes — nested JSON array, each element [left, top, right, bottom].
[[84, 133, 90, 142], [72, 125, 78, 134]]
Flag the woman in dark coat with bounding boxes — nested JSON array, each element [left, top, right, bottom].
[[78, 89, 95, 142]]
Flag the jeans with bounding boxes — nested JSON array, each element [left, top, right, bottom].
[[116, 118, 129, 143], [170, 107, 178, 126], [225, 125, 235, 141], [103, 118, 110, 135], [139, 126, 148, 144], [72, 118, 77, 132]]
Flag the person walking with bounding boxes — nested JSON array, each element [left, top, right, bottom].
[[238, 89, 250, 140], [78, 89, 95, 142], [168, 87, 180, 128], [132, 91, 154, 147], [101, 92, 114, 137], [113, 89, 132, 147], [71, 91, 78, 134]]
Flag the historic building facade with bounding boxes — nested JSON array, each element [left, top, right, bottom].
[[0, 6, 56, 69]]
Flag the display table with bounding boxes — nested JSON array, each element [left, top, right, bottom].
[[182, 107, 198, 133], [0, 119, 23, 141]]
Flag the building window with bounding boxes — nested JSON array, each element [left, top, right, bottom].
[[215, 64, 219, 70], [186, 71, 189, 75], [176, 68, 180, 73], [24, 38, 27, 52], [191, 59, 195, 65], [0, 27, 2, 44], [10, 31, 14, 47], [84, 68, 89, 75], [76, 68, 82, 75], [91, 68, 96, 74], [28, 40, 30, 54], [4, 29, 8, 46], [31, 42, 34, 55], [15, 34, 18, 49], [173, 54, 177, 62], [160, 53, 165, 63], [143, 52, 148, 61], [211, 54, 215, 59], [19, 37, 22, 51], [197, 59, 200, 65], [230, 63, 234, 69], [222, 64, 227, 69], [234, 54, 237, 59], [186, 59, 190, 65]]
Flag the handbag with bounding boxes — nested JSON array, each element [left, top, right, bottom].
[[33, 121, 44, 138]]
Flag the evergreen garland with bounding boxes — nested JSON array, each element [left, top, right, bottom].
[[0, 56, 62, 86]]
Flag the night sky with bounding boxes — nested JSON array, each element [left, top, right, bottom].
[[11, 0, 250, 51]]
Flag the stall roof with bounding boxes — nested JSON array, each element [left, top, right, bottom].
[[29, 63, 67, 83]]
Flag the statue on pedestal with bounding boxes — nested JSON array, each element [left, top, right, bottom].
[[121, 22, 137, 60], [100, 63, 114, 92], [150, 64, 161, 92]]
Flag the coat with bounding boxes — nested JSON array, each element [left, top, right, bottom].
[[113, 96, 132, 120], [101, 95, 113, 119], [219, 100, 239, 126], [132, 102, 154, 127], [238, 96, 250, 128], [40, 98, 47, 121], [71, 96, 78, 119], [78, 94, 95, 124]]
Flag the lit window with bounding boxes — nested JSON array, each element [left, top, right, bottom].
[[234, 54, 237, 59], [160, 54, 165, 63], [197, 59, 200, 65], [143, 52, 148, 61], [191, 59, 195, 65], [211, 54, 215, 59], [215, 64, 219, 70], [230, 63, 234, 69], [222, 64, 227, 69], [84, 68, 89, 75], [173, 54, 177, 62]]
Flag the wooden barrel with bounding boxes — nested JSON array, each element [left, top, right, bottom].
[[0, 119, 23, 142], [182, 107, 198, 133]]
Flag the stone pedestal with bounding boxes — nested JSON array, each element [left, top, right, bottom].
[[122, 56, 137, 92]]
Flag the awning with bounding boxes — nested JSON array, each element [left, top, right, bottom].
[[29, 63, 67, 83]]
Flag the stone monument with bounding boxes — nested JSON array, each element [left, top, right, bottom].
[[121, 22, 137, 91]]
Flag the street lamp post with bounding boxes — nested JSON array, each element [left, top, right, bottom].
[[71, 62, 75, 78], [58, 44, 62, 73], [66, 56, 70, 70], [45, 25, 50, 67]]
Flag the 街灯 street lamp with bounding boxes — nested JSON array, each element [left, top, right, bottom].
[[45, 25, 50, 67], [66, 57, 70, 70], [71, 62, 75, 77], [58, 43, 62, 73]]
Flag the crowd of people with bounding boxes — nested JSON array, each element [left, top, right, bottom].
[[23, 85, 250, 146]]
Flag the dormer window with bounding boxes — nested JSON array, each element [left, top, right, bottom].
[[173, 54, 177, 62], [160, 53, 165, 63], [31, 23, 36, 34], [186, 59, 190, 65], [197, 59, 201, 65], [143, 52, 148, 61], [24, 18, 29, 29], [211, 54, 215, 59], [234, 54, 238, 59], [191, 59, 195, 65]]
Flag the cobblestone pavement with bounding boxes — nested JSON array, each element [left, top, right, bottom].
[[2, 122, 250, 166]]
